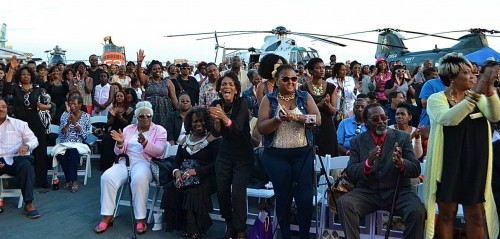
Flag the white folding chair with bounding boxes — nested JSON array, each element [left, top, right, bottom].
[[113, 182, 162, 223], [0, 174, 24, 208]]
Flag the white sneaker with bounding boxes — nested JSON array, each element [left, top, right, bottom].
[[152, 212, 163, 231]]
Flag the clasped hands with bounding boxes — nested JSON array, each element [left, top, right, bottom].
[[174, 169, 196, 186], [367, 142, 403, 168]]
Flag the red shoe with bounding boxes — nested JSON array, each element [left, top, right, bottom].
[[95, 220, 114, 233], [136, 221, 148, 234]]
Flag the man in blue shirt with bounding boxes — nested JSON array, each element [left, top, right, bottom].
[[418, 78, 445, 127], [337, 98, 368, 155]]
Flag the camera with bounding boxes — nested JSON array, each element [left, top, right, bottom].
[[304, 114, 317, 124]]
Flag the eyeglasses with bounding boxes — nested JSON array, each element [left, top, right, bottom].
[[281, 76, 298, 82], [396, 69, 405, 73], [370, 115, 388, 123], [180, 67, 189, 70], [355, 124, 362, 135], [138, 114, 152, 119]]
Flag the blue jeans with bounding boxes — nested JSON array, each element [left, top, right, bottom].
[[56, 148, 80, 182], [262, 146, 314, 239]]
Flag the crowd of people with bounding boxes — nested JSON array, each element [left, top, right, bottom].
[[0, 50, 500, 239]]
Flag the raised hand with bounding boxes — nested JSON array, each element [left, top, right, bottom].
[[392, 142, 403, 168], [110, 129, 124, 144], [9, 55, 20, 70], [137, 49, 146, 62], [411, 127, 422, 139]]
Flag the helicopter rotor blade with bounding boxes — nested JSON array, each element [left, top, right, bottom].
[[405, 30, 469, 40], [311, 29, 380, 42], [290, 32, 346, 47], [396, 29, 458, 41], [215, 31, 219, 46], [166, 30, 270, 38], [196, 32, 258, 41], [293, 32, 407, 49]]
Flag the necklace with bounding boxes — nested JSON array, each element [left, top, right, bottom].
[[447, 89, 458, 104], [278, 92, 296, 102], [223, 105, 233, 117], [312, 82, 323, 96]]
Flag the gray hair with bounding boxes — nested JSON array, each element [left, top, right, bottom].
[[438, 52, 473, 87], [134, 101, 154, 118]]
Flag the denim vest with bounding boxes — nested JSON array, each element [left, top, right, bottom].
[[263, 90, 314, 148]]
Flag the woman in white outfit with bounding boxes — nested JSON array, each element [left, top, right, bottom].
[[95, 101, 167, 234]]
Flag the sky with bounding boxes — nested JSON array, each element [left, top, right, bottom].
[[2, 0, 500, 66]]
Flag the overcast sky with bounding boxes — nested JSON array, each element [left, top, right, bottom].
[[2, 0, 500, 66]]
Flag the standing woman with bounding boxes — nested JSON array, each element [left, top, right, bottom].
[[69, 61, 93, 114], [111, 65, 131, 89], [423, 54, 500, 239], [258, 64, 320, 239], [256, 54, 286, 105], [208, 72, 253, 239], [384, 65, 415, 103], [327, 62, 360, 121], [299, 58, 338, 156], [46, 66, 69, 125], [371, 57, 392, 106], [136, 50, 178, 128], [3, 56, 52, 188]]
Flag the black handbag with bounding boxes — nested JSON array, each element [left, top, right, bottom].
[[174, 159, 200, 188], [150, 157, 174, 187]]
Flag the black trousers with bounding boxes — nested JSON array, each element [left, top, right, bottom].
[[215, 154, 252, 232], [19, 113, 48, 186], [0, 156, 36, 203], [337, 188, 426, 239]]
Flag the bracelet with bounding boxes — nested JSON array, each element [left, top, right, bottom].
[[172, 169, 180, 178], [365, 159, 373, 168], [486, 91, 495, 97], [225, 119, 232, 127], [117, 142, 124, 147], [137, 61, 143, 64]]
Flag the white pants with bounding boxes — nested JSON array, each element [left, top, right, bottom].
[[100, 159, 152, 219]]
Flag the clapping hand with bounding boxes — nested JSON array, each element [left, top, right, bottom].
[[17, 144, 29, 156], [392, 142, 403, 168], [138, 131, 146, 145], [368, 146, 381, 166], [109, 107, 116, 117], [411, 127, 422, 139], [110, 129, 124, 144]]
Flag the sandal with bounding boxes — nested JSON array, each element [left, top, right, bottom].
[[63, 181, 71, 189], [95, 220, 114, 233], [136, 222, 147, 234], [71, 182, 79, 193]]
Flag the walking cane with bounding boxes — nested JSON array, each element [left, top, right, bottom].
[[385, 171, 402, 239], [117, 153, 137, 239]]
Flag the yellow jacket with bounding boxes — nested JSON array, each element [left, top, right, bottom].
[[423, 91, 500, 239]]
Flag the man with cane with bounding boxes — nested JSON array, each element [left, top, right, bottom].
[[337, 104, 425, 239]]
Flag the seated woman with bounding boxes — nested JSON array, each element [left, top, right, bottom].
[[389, 102, 423, 159], [99, 90, 134, 171], [95, 101, 167, 234], [56, 94, 91, 193], [166, 93, 192, 145], [163, 106, 219, 238]]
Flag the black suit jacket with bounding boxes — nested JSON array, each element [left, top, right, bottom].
[[346, 128, 421, 200], [165, 111, 183, 143]]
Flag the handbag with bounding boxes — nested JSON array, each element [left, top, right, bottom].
[[327, 170, 355, 213], [174, 159, 200, 188], [150, 157, 174, 187], [249, 210, 273, 239]]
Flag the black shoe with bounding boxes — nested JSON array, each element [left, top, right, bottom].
[[182, 231, 191, 238], [222, 229, 236, 239]]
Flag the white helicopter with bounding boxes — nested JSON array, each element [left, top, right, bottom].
[[0, 23, 41, 61], [166, 26, 402, 65]]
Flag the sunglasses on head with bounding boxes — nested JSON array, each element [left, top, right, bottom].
[[370, 115, 388, 123], [138, 113, 152, 119], [281, 76, 298, 82]]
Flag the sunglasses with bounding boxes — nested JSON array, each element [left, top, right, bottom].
[[281, 76, 298, 82], [180, 67, 189, 70], [396, 69, 405, 73], [370, 115, 388, 123], [138, 113, 152, 119]]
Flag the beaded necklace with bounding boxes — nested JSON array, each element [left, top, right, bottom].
[[312, 82, 323, 96]]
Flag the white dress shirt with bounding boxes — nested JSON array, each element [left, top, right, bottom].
[[0, 116, 39, 165]]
